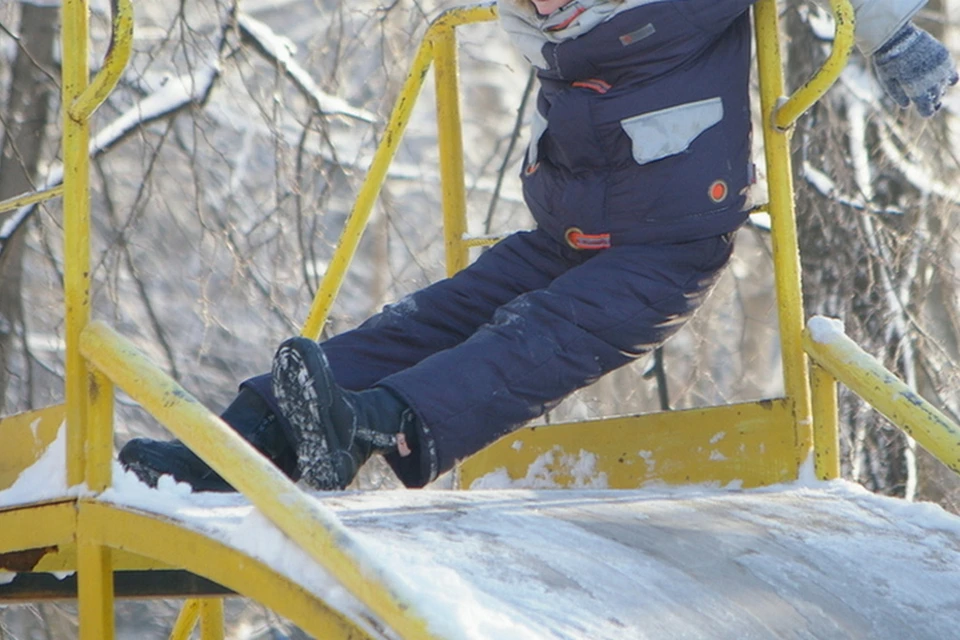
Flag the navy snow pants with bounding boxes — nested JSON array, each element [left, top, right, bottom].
[[246, 228, 734, 486]]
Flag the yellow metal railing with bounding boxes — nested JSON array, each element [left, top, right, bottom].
[[810, 361, 841, 480], [804, 317, 960, 480], [169, 599, 223, 640], [46, 0, 424, 637], [749, 0, 855, 471], [79, 322, 440, 639], [58, 0, 134, 637], [300, 3, 498, 340], [67, 0, 135, 124], [754, 0, 812, 468], [62, 0, 135, 491], [774, 0, 856, 129], [11, 0, 922, 637], [0, 185, 64, 216]]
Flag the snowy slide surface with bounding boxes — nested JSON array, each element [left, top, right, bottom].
[[105, 481, 960, 640], [3, 433, 959, 639]]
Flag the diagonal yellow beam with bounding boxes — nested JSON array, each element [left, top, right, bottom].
[[300, 34, 436, 341], [300, 2, 498, 339], [80, 321, 440, 639], [0, 185, 64, 216], [803, 322, 960, 475], [170, 600, 201, 640]]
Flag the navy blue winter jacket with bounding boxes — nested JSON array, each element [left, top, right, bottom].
[[500, 0, 756, 247]]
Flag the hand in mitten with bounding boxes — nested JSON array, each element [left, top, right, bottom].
[[873, 23, 958, 117]]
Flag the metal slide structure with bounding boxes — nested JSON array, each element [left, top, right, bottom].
[[1, 0, 959, 638]]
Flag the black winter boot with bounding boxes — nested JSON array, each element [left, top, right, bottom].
[[271, 336, 419, 490], [119, 387, 298, 491]]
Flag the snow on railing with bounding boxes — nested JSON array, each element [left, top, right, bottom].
[[802, 315, 960, 476]]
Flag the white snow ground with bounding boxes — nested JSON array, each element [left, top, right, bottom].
[[3, 427, 960, 639]]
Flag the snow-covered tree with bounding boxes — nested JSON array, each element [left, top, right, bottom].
[[788, 0, 960, 504]]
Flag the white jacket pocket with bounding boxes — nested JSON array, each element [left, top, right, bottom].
[[620, 97, 723, 165], [526, 109, 549, 167]]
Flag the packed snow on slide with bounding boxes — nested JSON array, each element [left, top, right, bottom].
[[3, 427, 960, 640]]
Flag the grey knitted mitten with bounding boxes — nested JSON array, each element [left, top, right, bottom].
[[873, 23, 958, 117]]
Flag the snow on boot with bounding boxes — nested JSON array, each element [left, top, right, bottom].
[[119, 387, 298, 491], [271, 336, 416, 491]]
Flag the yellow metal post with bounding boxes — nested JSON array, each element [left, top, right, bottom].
[[62, 0, 92, 488], [753, 0, 814, 470], [199, 599, 225, 640], [810, 363, 840, 480], [753, 0, 854, 475], [86, 370, 114, 491], [59, 0, 133, 635], [433, 25, 469, 276], [61, 0, 133, 494], [77, 505, 115, 640]]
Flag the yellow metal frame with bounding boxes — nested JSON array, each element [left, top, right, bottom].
[[456, 0, 859, 486], [0, 185, 64, 216], [804, 324, 960, 478], [170, 599, 225, 640], [2, 0, 960, 638], [458, 400, 797, 489], [300, 3, 497, 339], [4, 1, 439, 638]]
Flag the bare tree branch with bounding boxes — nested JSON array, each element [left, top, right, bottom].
[[237, 11, 376, 123]]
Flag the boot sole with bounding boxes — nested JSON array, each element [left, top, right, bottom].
[[272, 337, 353, 490]]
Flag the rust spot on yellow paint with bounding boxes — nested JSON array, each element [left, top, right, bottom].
[[88, 374, 100, 401], [0, 546, 57, 572]]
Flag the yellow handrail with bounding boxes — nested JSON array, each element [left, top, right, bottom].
[[300, 34, 435, 340], [803, 318, 960, 475], [809, 362, 841, 480], [751, 0, 853, 474], [79, 321, 441, 640], [300, 2, 497, 340], [774, 0, 856, 129], [0, 185, 64, 217], [58, 1, 134, 636], [68, 0, 135, 123], [63, 0, 93, 490]]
